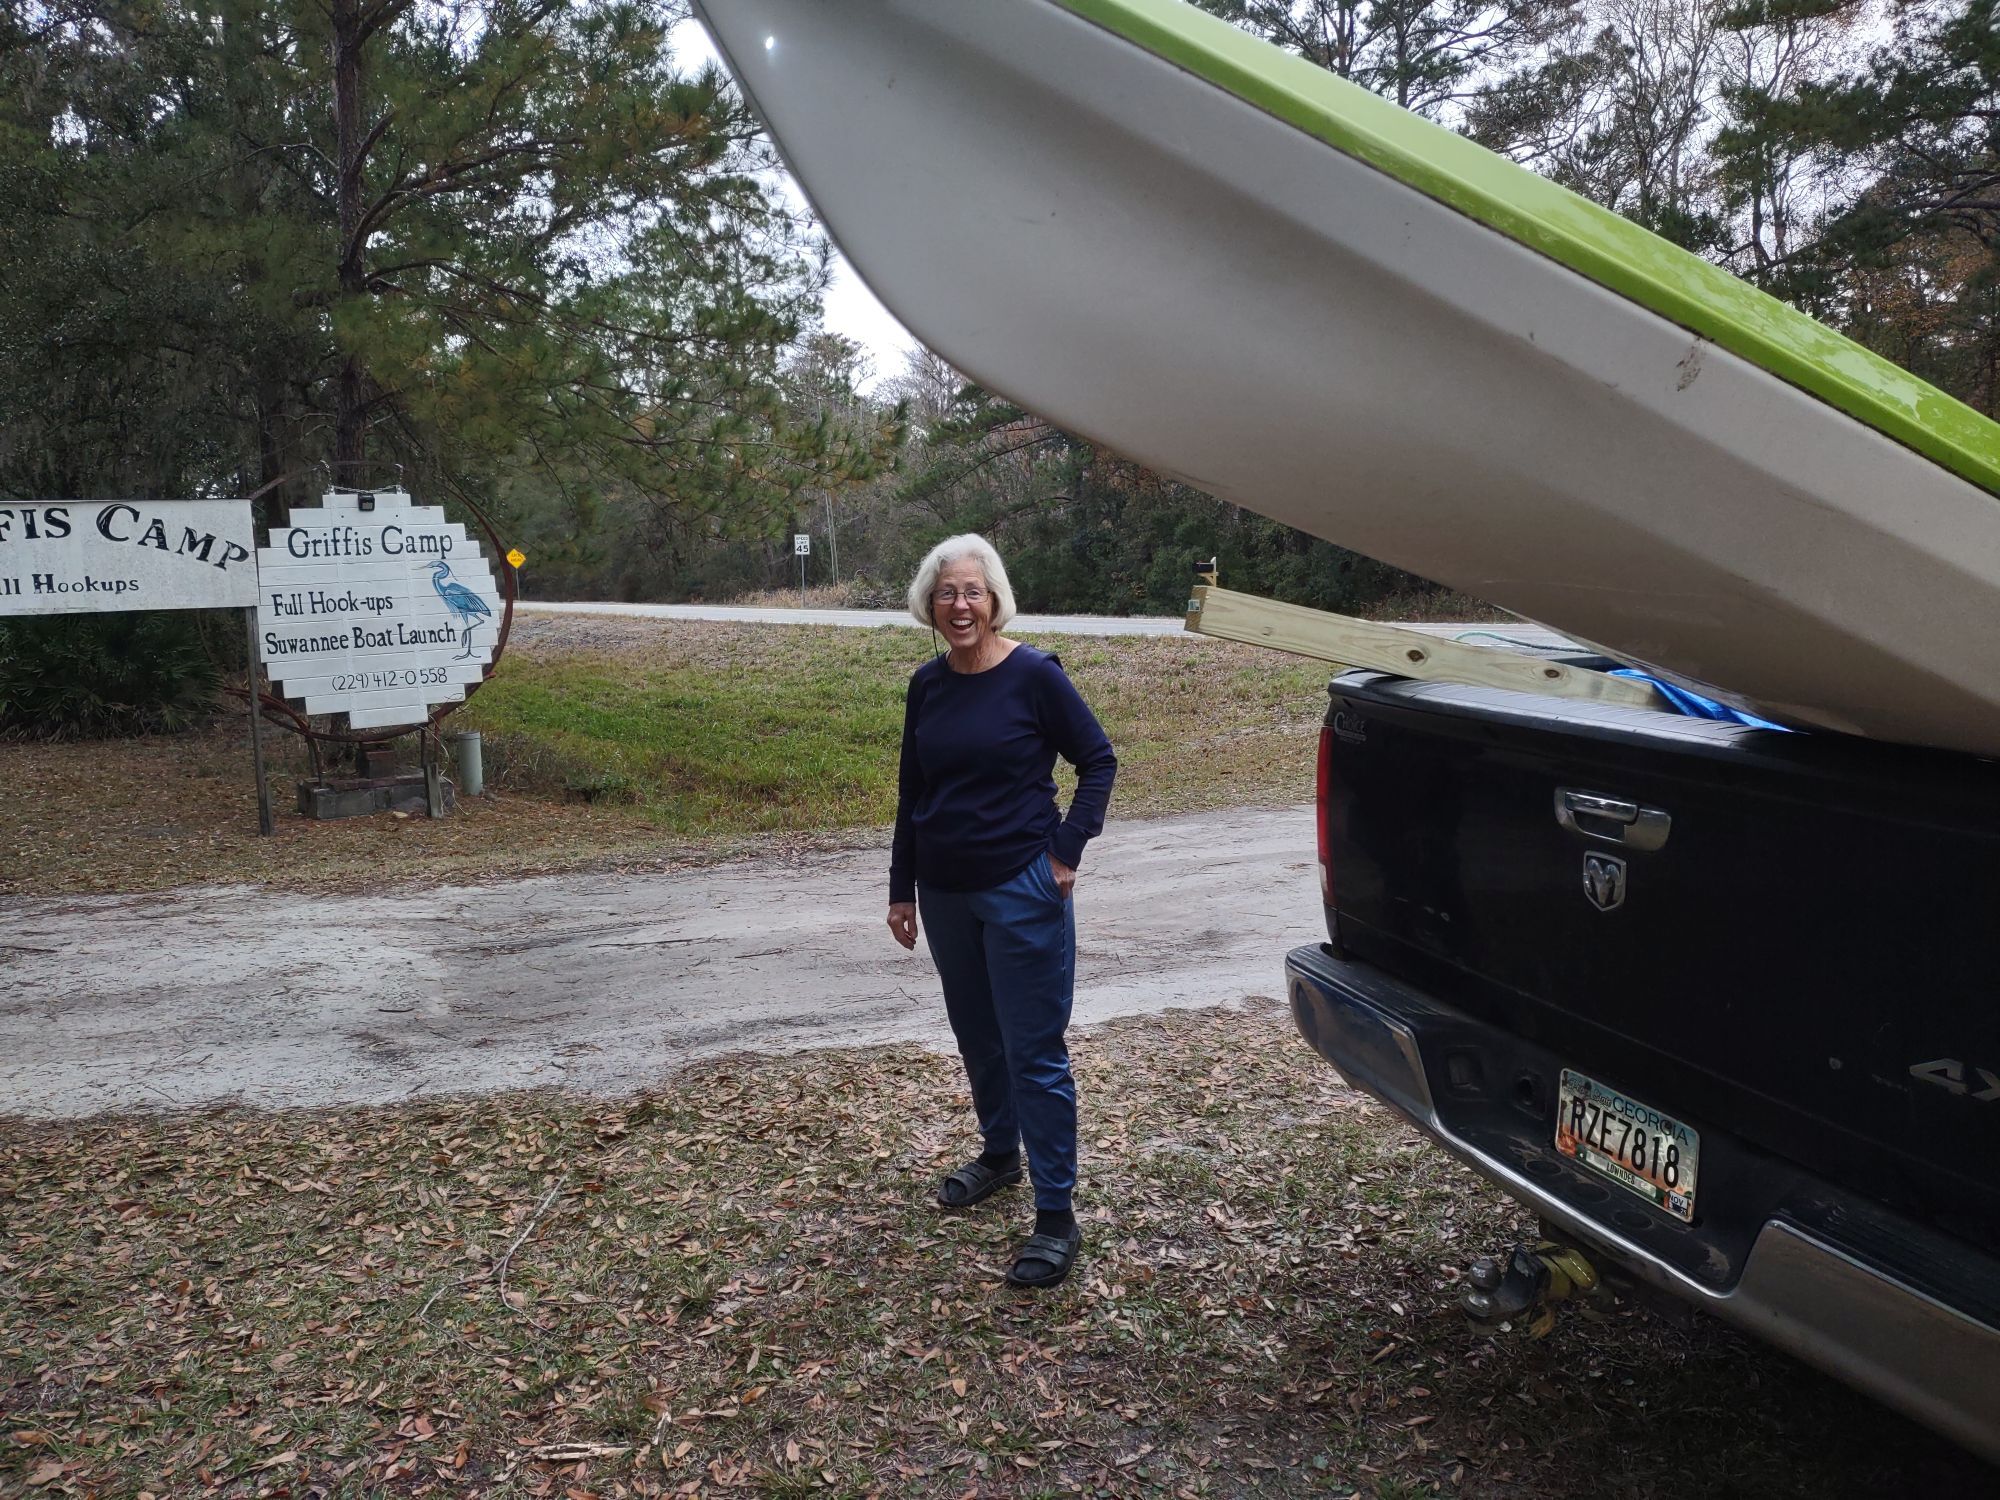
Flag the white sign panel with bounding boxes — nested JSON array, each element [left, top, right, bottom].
[[0, 501, 257, 616], [256, 488, 502, 730], [793, 533, 810, 556]]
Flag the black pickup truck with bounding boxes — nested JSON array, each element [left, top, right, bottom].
[[1284, 668, 2000, 1460]]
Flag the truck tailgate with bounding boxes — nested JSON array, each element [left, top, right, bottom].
[[1319, 673, 2000, 1250]]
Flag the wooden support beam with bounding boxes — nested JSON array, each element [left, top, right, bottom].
[[1183, 584, 1666, 711]]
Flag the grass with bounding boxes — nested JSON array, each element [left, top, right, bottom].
[[462, 621, 1328, 831], [0, 618, 1328, 896], [704, 583, 903, 611], [2, 1002, 1980, 1498], [461, 624, 922, 834]]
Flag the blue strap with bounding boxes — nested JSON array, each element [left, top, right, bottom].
[[1609, 669, 1792, 731]]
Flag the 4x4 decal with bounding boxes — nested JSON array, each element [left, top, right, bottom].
[[1910, 1058, 2000, 1101]]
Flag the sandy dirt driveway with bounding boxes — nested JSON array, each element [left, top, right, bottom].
[[1, 806, 1319, 1118]]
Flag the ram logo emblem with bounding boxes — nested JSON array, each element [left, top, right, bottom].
[[1582, 852, 1627, 912]]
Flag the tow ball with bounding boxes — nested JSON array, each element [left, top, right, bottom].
[[1460, 1241, 1601, 1338]]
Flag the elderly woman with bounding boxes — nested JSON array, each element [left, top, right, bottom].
[[887, 534, 1117, 1289]]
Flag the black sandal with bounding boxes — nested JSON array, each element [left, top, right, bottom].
[[1004, 1226, 1083, 1288], [935, 1157, 1023, 1209]]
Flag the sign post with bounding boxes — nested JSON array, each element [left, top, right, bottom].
[[244, 608, 273, 834], [794, 531, 810, 609]]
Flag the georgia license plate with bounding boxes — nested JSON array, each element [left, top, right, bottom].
[[1554, 1068, 1700, 1223]]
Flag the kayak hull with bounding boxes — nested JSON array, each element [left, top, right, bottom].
[[697, 0, 2000, 756]]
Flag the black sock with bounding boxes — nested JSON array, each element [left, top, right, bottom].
[[1035, 1207, 1076, 1239], [978, 1145, 1020, 1171]]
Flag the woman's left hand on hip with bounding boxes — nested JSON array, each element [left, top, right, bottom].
[[1048, 854, 1077, 901]]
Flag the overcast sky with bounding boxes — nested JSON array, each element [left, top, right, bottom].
[[672, 17, 919, 391]]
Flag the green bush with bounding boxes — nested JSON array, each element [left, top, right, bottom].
[[0, 610, 229, 740]]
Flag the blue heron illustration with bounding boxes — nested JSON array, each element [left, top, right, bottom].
[[429, 560, 493, 660]]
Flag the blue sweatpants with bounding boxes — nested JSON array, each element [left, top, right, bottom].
[[918, 854, 1077, 1211]]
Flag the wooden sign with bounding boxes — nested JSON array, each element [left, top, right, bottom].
[[0, 501, 257, 616], [256, 488, 502, 729]]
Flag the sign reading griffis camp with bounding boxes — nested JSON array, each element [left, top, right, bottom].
[[256, 488, 502, 730], [0, 501, 257, 615]]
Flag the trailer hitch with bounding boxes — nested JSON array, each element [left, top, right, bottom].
[[1460, 1240, 1601, 1338]]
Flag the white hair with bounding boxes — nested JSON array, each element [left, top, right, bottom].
[[907, 533, 1017, 630]]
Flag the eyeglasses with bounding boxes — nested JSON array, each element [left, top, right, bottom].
[[931, 587, 987, 605]]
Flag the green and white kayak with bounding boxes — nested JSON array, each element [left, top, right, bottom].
[[695, 0, 2000, 755]]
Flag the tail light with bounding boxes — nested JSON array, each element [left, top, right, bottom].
[[1316, 725, 1334, 904]]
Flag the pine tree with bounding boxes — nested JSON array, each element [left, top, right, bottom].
[[1714, 0, 2000, 410], [1194, 0, 1588, 117], [0, 0, 898, 518]]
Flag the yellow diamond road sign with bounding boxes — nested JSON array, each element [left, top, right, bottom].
[[506, 548, 526, 569]]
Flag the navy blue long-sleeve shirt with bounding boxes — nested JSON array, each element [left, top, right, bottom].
[[889, 645, 1117, 902]]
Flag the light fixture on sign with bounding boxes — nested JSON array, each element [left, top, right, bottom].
[[764, 34, 775, 50]]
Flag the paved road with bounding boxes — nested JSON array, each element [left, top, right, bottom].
[[514, 599, 1580, 649], [516, 600, 1196, 635], [0, 806, 1322, 1119]]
